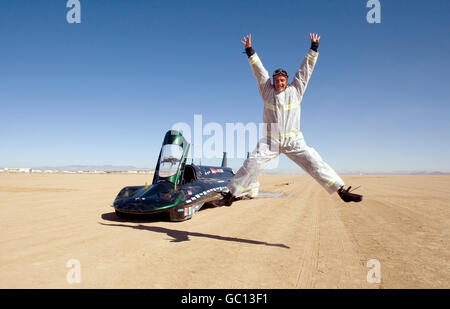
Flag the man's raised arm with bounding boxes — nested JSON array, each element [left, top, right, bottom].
[[241, 34, 271, 98], [291, 33, 320, 97]]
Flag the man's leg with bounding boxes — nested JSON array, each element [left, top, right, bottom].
[[223, 136, 279, 205], [283, 138, 362, 202]]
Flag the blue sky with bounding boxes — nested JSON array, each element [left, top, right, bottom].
[[1, 0, 449, 172]]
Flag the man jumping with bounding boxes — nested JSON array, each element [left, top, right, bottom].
[[220, 33, 363, 206]]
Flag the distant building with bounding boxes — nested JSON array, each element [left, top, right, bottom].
[[4, 168, 32, 173]]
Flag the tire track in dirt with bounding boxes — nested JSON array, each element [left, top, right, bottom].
[[294, 180, 320, 288]]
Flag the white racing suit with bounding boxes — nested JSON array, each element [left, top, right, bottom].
[[228, 49, 345, 197]]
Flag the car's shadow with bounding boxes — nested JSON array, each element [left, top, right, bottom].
[[100, 212, 290, 249], [102, 210, 172, 223]]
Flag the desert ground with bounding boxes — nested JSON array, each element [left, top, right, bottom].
[[0, 173, 449, 289]]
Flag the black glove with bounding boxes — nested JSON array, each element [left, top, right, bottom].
[[244, 47, 255, 58], [310, 41, 319, 52]]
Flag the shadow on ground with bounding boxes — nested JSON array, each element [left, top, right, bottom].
[[102, 210, 172, 223], [100, 212, 289, 249]]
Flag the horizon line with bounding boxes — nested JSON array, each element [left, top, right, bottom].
[[1, 165, 449, 175]]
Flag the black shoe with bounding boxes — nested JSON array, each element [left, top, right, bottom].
[[338, 186, 363, 203], [214, 191, 238, 207]]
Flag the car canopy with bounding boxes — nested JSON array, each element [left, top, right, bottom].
[[152, 130, 190, 186]]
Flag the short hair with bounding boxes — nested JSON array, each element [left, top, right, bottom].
[[272, 68, 288, 78]]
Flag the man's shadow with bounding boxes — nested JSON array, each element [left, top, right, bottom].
[[100, 212, 290, 249]]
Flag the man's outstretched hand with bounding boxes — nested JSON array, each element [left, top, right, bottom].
[[309, 33, 321, 43], [242, 33, 318, 47], [241, 34, 252, 49]]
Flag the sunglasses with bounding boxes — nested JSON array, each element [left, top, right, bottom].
[[272, 68, 288, 78]]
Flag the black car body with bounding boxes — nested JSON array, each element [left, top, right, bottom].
[[113, 130, 234, 221]]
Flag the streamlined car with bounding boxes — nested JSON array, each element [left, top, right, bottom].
[[113, 130, 236, 221]]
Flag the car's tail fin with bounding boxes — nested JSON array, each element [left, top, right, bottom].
[[221, 152, 227, 168]]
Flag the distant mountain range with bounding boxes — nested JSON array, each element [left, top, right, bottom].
[[257, 169, 450, 175], [1, 165, 449, 175], [339, 170, 450, 175], [27, 165, 153, 172], [396, 171, 450, 175]]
